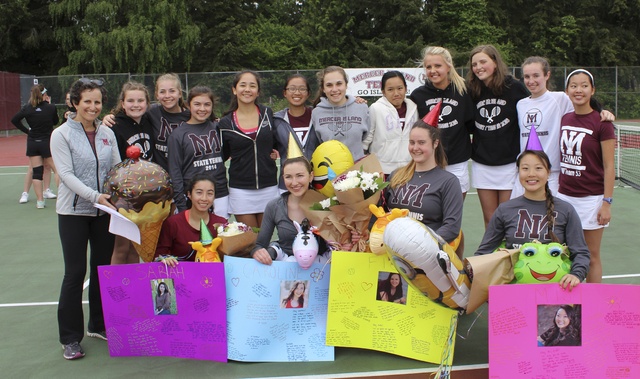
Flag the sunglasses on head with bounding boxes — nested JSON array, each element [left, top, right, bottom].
[[78, 78, 104, 86]]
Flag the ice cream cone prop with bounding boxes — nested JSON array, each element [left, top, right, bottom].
[[422, 101, 442, 127], [287, 132, 304, 159], [104, 146, 173, 262]]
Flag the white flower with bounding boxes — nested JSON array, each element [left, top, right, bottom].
[[218, 222, 249, 236], [346, 170, 358, 179], [319, 198, 332, 209], [334, 177, 360, 191]]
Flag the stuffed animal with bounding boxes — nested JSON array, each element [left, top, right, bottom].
[[383, 216, 470, 311], [189, 237, 222, 263], [292, 219, 320, 269], [513, 241, 571, 284]]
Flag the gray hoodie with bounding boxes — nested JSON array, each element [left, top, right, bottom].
[[311, 96, 371, 160]]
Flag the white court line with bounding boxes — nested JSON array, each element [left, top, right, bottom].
[[0, 279, 90, 308], [246, 364, 490, 379], [0, 173, 27, 176], [603, 273, 640, 279]]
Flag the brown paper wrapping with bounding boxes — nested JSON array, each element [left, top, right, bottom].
[[463, 248, 520, 314], [217, 232, 258, 257], [334, 187, 365, 204]]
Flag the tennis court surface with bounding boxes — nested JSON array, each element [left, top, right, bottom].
[[1, 133, 638, 378]]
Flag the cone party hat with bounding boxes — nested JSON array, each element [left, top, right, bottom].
[[287, 132, 304, 159], [525, 125, 543, 151], [200, 219, 213, 245], [422, 101, 442, 127]]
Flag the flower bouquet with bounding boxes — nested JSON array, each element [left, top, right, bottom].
[[301, 154, 387, 252], [216, 222, 258, 256]]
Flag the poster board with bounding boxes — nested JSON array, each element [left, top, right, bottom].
[[224, 256, 334, 362], [489, 283, 640, 378], [326, 251, 458, 364], [98, 262, 227, 361]]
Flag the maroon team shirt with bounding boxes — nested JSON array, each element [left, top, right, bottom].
[[558, 111, 615, 197]]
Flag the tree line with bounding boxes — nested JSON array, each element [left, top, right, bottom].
[[2, 0, 640, 76]]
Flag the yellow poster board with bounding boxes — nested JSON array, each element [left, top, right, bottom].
[[326, 251, 458, 364]]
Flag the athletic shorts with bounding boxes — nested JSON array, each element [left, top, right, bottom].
[[556, 193, 609, 230], [471, 161, 517, 190], [445, 161, 470, 193], [26, 137, 52, 158], [228, 186, 279, 215]]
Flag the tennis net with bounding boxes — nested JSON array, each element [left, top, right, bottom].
[[616, 123, 640, 190]]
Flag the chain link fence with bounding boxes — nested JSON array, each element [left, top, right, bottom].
[[18, 67, 640, 121]]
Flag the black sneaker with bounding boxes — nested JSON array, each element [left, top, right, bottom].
[[87, 330, 107, 341], [62, 342, 85, 360]]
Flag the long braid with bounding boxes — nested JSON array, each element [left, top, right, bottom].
[[544, 182, 560, 243]]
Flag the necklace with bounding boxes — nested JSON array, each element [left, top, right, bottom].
[[416, 170, 429, 178]]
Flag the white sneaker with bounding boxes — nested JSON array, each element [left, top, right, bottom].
[[36, 200, 46, 209], [19, 192, 29, 204], [44, 188, 57, 199]]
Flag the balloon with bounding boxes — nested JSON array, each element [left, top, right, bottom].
[[368, 205, 409, 255], [513, 241, 571, 283], [310, 140, 353, 197], [383, 217, 470, 311]]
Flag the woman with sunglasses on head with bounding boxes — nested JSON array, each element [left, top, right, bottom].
[[50, 78, 121, 360], [12, 84, 59, 208], [557, 69, 615, 284], [273, 74, 321, 192]]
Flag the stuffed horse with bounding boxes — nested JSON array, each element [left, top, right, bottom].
[[292, 219, 320, 269], [383, 216, 470, 311]]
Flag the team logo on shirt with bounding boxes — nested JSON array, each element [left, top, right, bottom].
[[476, 98, 509, 130], [560, 125, 591, 176], [515, 209, 557, 241], [389, 183, 430, 208], [188, 130, 221, 157], [157, 118, 181, 142], [523, 108, 543, 130]]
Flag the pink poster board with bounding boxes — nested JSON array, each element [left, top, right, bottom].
[[98, 262, 227, 361], [489, 283, 640, 378]]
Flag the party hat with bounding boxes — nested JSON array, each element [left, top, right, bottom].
[[200, 219, 213, 245], [525, 125, 543, 151], [422, 101, 442, 127], [287, 132, 304, 159]]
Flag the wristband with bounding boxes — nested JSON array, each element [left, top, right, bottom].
[[602, 197, 613, 204]]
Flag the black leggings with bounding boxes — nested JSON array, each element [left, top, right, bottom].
[[57, 214, 114, 344]]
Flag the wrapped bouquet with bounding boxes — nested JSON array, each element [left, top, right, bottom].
[[302, 154, 387, 252], [216, 222, 257, 256]]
